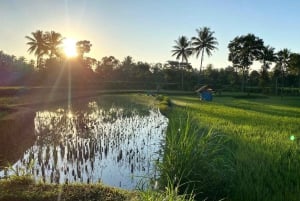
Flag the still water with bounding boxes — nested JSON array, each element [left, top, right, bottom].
[[0, 97, 168, 189]]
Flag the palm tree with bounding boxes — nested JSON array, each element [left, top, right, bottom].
[[191, 27, 218, 83], [258, 46, 276, 89], [171, 36, 192, 89], [276, 48, 291, 95], [45, 31, 64, 58], [260, 45, 276, 70], [25, 30, 47, 68], [289, 53, 300, 88]]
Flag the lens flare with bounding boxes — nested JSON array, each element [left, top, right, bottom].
[[290, 135, 295, 141]]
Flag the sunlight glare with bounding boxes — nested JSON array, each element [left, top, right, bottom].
[[63, 38, 77, 57], [67, 111, 73, 118]]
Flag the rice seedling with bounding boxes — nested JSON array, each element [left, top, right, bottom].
[[167, 93, 300, 201], [0, 95, 168, 189], [159, 108, 234, 200]]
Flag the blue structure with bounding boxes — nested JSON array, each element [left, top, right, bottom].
[[196, 85, 213, 101], [201, 91, 213, 101]]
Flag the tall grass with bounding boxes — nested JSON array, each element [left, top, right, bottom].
[[168, 94, 300, 201], [159, 108, 234, 200]]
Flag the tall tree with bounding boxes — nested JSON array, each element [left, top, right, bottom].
[[258, 45, 276, 89], [289, 53, 300, 87], [191, 27, 218, 83], [259, 45, 276, 70], [276, 49, 291, 93], [228, 33, 264, 92], [25, 30, 47, 68], [45, 31, 64, 58], [76, 40, 92, 58], [96, 56, 120, 79], [171, 36, 192, 89]]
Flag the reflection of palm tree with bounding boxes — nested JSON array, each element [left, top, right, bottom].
[[45, 31, 64, 58], [25, 30, 47, 68], [192, 27, 218, 83], [172, 36, 192, 89]]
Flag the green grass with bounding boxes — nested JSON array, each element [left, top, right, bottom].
[[0, 176, 134, 201], [165, 93, 300, 201], [159, 110, 233, 200], [1, 91, 300, 200]]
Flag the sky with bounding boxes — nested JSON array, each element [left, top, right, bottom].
[[1, 0, 300, 70]]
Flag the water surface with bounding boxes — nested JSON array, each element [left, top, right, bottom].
[[0, 96, 168, 189]]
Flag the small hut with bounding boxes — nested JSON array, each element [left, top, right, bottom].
[[196, 85, 213, 101]]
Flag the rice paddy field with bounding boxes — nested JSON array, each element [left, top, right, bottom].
[[1, 91, 300, 201], [163, 93, 300, 201]]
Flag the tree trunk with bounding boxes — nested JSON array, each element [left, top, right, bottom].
[[180, 60, 183, 90], [275, 77, 278, 96], [242, 67, 245, 92], [36, 55, 39, 69], [199, 50, 204, 85]]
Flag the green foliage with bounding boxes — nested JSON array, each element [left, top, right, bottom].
[[228, 34, 265, 92], [168, 94, 300, 201], [191, 27, 218, 76], [0, 176, 130, 201], [159, 109, 234, 200], [156, 95, 172, 115]]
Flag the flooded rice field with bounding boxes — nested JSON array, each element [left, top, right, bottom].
[[0, 96, 168, 189]]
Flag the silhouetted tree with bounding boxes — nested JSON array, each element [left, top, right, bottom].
[[120, 56, 135, 81], [76, 40, 92, 58], [45, 31, 64, 58], [25, 30, 48, 68], [249, 70, 260, 87], [289, 53, 300, 87], [172, 36, 192, 89], [228, 33, 264, 92], [192, 27, 218, 83], [258, 46, 276, 90], [276, 49, 291, 94], [259, 45, 276, 70]]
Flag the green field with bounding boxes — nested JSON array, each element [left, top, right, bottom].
[[1, 91, 300, 201], [161, 93, 300, 201]]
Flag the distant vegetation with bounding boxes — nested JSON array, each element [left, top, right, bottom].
[[0, 28, 299, 94]]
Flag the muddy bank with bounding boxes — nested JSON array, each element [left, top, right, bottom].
[[0, 108, 36, 169]]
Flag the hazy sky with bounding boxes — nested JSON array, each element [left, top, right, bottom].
[[1, 0, 300, 70]]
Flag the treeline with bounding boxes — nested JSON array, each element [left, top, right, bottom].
[[0, 29, 299, 95], [2, 49, 300, 95], [172, 27, 300, 95]]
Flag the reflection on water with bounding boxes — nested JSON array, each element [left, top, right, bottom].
[[0, 100, 168, 189]]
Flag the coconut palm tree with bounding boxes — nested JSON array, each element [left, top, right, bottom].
[[276, 48, 291, 94], [191, 27, 218, 83], [171, 36, 192, 89], [277, 48, 291, 74], [260, 45, 276, 70], [289, 53, 300, 88], [258, 45, 276, 89], [45, 31, 64, 58], [25, 30, 47, 68]]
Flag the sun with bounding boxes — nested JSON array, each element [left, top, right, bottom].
[[63, 38, 77, 57]]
